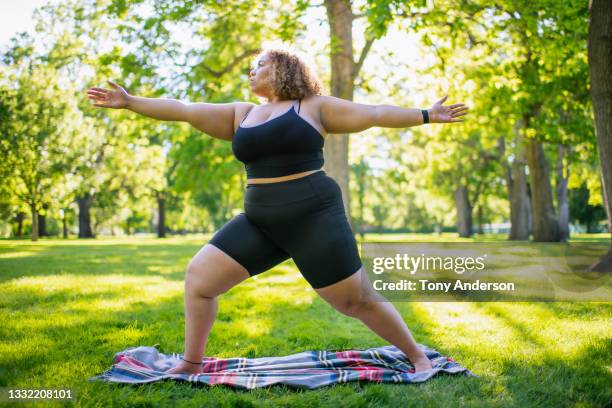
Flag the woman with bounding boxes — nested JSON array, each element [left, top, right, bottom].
[[87, 48, 468, 375]]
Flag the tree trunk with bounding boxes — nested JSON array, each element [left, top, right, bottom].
[[157, 193, 166, 238], [587, 0, 612, 272], [476, 205, 484, 234], [30, 203, 38, 242], [357, 168, 365, 240], [498, 136, 514, 201], [556, 144, 570, 242], [525, 137, 561, 242], [454, 184, 473, 237], [602, 170, 610, 233], [77, 194, 94, 238], [39, 203, 50, 236], [38, 213, 47, 237], [62, 213, 68, 238], [15, 212, 25, 237], [526, 185, 533, 235], [324, 0, 354, 228], [435, 218, 443, 235], [510, 167, 530, 240], [509, 127, 530, 240]]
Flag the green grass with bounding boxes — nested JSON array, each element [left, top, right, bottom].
[[0, 235, 610, 407]]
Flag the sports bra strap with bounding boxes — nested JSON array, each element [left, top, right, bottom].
[[240, 106, 254, 125]]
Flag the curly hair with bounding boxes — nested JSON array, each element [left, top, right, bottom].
[[261, 48, 325, 100]]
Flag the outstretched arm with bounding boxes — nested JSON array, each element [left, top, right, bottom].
[[87, 80, 242, 140], [318, 94, 469, 134]]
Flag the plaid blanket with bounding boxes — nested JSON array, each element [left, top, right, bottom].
[[88, 344, 474, 390]]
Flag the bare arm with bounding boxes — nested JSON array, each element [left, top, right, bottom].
[[125, 95, 190, 121], [318, 94, 468, 134], [373, 105, 428, 128], [87, 80, 244, 140]]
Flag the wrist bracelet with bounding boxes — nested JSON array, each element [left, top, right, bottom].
[[421, 109, 430, 124], [181, 356, 202, 365]]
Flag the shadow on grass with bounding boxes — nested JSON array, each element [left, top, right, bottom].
[[495, 343, 611, 407], [467, 302, 611, 407], [538, 301, 612, 318]]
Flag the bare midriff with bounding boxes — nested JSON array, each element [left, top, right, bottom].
[[246, 168, 324, 185]]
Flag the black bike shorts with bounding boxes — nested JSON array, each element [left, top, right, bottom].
[[209, 170, 362, 289]]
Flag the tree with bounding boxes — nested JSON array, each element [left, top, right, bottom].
[[0, 46, 74, 241], [431, 0, 592, 242], [323, 0, 406, 227], [569, 183, 606, 233], [351, 158, 369, 238], [587, 0, 612, 271]]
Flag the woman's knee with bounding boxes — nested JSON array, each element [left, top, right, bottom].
[[329, 290, 383, 317], [185, 244, 250, 298], [315, 266, 380, 316], [328, 289, 379, 317], [185, 264, 216, 298]]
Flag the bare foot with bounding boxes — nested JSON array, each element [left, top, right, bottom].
[[412, 357, 433, 373], [165, 361, 203, 375]]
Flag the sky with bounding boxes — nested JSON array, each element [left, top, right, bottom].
[[0, 0, 55, 48], [0, 1, 433, 104], [0, 0, 438, 169]]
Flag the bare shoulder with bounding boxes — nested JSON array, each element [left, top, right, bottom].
[[232, 102, 257, 133], [311, 94, 378, 134], [305, 94, 327, 109], [300, 94, 328, 122], [234, 101, 257, 115], [309, 94, 342, 106], [308, 94, 350, 116], [296, 95, 328, 138], [186, 101, 255, 141]]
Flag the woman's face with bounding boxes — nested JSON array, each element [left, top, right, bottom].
[[249, 54, 274, 98]]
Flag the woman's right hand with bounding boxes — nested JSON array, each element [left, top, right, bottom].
[[86, 80, 130, 109]]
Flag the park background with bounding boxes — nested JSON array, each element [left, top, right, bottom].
[[0, 0, 611, 407], [0, 0, 609, 244]]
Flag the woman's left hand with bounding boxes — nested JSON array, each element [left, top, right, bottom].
[[428, 95, 469, 123]]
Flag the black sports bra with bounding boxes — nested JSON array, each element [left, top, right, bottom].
[[232, 99, 324, 178]]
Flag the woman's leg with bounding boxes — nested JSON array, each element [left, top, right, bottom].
[[167, 213, 290, 374], [166, 244, 250, 374], [256, 172, 432, 371], [314, 266, 433, 372]]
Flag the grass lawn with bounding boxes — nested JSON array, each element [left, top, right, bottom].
[[0, 235, 610, 407]]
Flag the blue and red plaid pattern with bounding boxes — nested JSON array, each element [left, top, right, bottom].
[[89, 344, 474, 389]]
